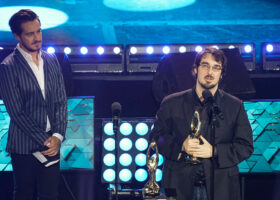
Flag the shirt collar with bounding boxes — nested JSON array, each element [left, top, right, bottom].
[[16, 43, 42, 61]]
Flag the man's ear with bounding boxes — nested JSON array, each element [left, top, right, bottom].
[[193, 66, 198, 75], [13, 33, 20, 41]]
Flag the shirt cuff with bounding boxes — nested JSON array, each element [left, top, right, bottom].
[[52, 133, 63, 143]]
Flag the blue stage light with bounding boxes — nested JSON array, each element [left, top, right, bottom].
[[103, 0, 196, 12], [152, 153, 164, 166], [151, 124, 154, 130], [244, 45, 252, 53], [135, 169, 148, 182], [135, 138, 148, 151], [119, 122, 133, 136], [80, 47, 88, 55], [0, 6, 68, 31], [195, 46, 203, 53], [130, 47, 137, 54], [119, 138, 133, 151], [64, 47, 72, 55], [47, 47, 55, 54], [266, 44, 274, 53], [119, 153, 132, 167], [113, 47, 121, 54], [146, 46, 154, 54], [119, 169, 132, 182], [179, 46, 187, 53], [162, 46, 170, 54], [212, 45, 219, 49], [104, 138, 115, 151], [156, 169, 162, 182], [104, 122, 114, 136], [103, 169, 115, 182], [135, 122, 149, 136], [135, 153, 146, 166], [97, 46, 105, 55], [228, 45, 235, 49], [103, 153, 115, 167]]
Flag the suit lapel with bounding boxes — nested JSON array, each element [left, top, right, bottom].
[[182, 89, 196, 134]]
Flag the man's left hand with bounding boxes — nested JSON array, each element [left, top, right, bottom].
[[191, 136, 213, 158], [41, 136, 61, 157]]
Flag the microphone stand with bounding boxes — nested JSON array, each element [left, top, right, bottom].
[[113, 123, 119, 200]]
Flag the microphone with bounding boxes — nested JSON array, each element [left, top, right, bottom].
[[111, 102, 122, 132]]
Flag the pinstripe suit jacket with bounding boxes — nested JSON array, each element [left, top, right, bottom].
[[0, 49, 67, 154]]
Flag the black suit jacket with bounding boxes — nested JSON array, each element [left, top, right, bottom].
[[151, 88, 253, 200], [0, 49, 67, 154]]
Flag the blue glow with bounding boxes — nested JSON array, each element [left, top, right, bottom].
[[179, 46, 187, 53], [162, 46, 170, 54], [103, 169, 115, 182], [135, 122, 149, 136], [47, 47, 55, 54], [152, 153, 164, 166], [195, 46, 203, 53], [97, 46, 105, 55], [0, 6, 68, 31], [113, 47, 121, 54], [146, 46, 154, 54], [156, 169, 163, 182], [244, 45, 252, 53], [64, 47, 72, 55], [135, 169, 148, 182], [104, 138, 115, 151], [119, 169, 132, 182], [135, 153, 146, 166], [119, 122, 133, 136], [104, 122, 114, 136], [135, 138, 148, 151], [266, 44, 274, 53], [103, 153, 115, 167], [119, 153, 132, 167], [119, 138, 133, 151], [103, 0, 196, 12], [80, 47, 88, 55], [151, 124, 154, 130], [130, 47, 137, 54]]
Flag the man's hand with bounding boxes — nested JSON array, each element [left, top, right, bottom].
[[191, 136, 213, 158], [182, 135, 200, 154], [41, 136, 61, 157]]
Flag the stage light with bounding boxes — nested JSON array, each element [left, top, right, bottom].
[[135, 169, 148, 182], [135, 122, 149, 136], [135, 138, 148, 151], [113, 47, 121, 54], [244, 45, 252, 53], [156, 169, 162, 182], [130, 47, 137, 54], [119, 122, 133, 136], [0, 47, 4, 50], [212, 45, 219, 49], [80, 47, 88, 55], [97, 46, 105, 55], [146, 46, 154, 54], [0, 6, 68, 31], [47, 47, 55, 54], [104, 138, 115, 151], [179, 46, 187, 53], [152, 153, 164, 166], [195, 46, 203, 53], [119, 169, 132, 182], [119, 153, 132, 167], [119, 138, 133, 151], [103, 169, 115, 182], [104, 122, 114, 136], [162, 46, 170, 54], [266, 44, 274, 53], [228, 45, 235, 49], [135, 153, 146, 167], [103, 153, 115, 167], [64, 47, 71, 55]]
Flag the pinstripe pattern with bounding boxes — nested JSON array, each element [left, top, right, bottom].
[[0, 49, 67, 154]]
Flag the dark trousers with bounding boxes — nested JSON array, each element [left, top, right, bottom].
[[11, 154, 60, 200]]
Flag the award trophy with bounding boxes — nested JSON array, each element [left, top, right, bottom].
[[188, 110, 202, 164], [142, 140, 160, 198]]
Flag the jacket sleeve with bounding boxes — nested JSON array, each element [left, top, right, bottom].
[[0, 63, 49, 146], [216, 103, 254, 168], [150, 98, 187, 161], [50, 55, 68, 139]]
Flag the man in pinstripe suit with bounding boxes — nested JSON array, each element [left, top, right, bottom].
[[0, 9, 67, 200]]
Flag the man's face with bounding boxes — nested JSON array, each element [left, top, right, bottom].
[[14, 19, 42, 53], [194, 53, 222, 90]]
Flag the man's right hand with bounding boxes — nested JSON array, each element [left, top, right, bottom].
[[182, 135, 200, 155]]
